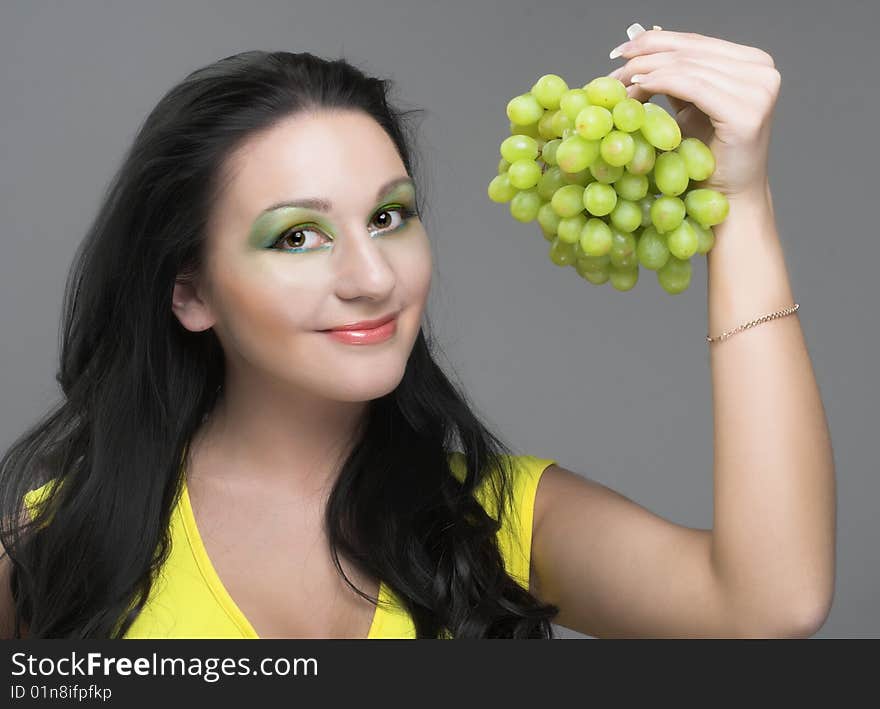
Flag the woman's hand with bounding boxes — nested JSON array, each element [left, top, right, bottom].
[[607, 28, 781, 202]]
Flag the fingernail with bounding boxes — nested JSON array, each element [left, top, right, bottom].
[[652, 25, 663, 31], [631, 74, 646, 84], [626, 23, 647, 40], [612, 21, 647, 57]]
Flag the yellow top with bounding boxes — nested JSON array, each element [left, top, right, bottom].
[[22, 451, 555, 638]]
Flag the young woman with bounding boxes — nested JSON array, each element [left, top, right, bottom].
[[0, 29, 835, 639]]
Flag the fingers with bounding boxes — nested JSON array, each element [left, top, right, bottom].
[[609, 53, 772, 105], [610, 28, 775, 67], [617, 62, 759, 134]]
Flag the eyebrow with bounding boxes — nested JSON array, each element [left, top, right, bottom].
[[257, 176, 415, 217]]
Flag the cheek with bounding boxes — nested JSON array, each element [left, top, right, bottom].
[[207, 255, 323, 363], [390, 227, 432, 307]]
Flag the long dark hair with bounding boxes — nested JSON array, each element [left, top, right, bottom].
[[0, 50, 560, 638]]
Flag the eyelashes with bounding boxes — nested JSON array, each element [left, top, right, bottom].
[[268, 204, 419, 254]]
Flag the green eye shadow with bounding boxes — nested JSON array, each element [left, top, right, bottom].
[[247, 180, 417, 251], [248, 208, 332, 250]]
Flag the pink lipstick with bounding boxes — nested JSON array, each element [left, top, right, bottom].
[[321, 311, 399, 345]]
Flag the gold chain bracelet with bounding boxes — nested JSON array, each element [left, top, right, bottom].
[[706, 303, 799, 344]]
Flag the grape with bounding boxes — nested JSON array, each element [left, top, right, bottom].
[[666, 219, 699, 259], [636, 225, 671, 270], [500, 134, 540, 163], [561, 167, 594, 186], [551, 183, 586, 218], [614, 172, 649, 201], [557, 212, 588, 244], [650, 195, 686, 234], [507, 93, 545, 125], [583, 182, 618, 216], [581, 267, 610, 285], [509, 188, 543, 222], [684, 189, 730, 228], [488, 173, 518, 203], [573, 260, 592, 280], [491, 72, 731, 296], [677, 137, 716, 181], [626, 131, 657, 175], [509, 120, 540, 138], [559, 88, 592, 121], [609, 264, 639, 291], [589, 156, 624, 184], [599, 130, 636, 167], [538, 110, 561, 141], [637, 196, 654, 227], [537, 166, 568, 200], [584, 77, 628, 109], [551, 111, 574, 137], [575, 105, 614, 140], [641, 102, 682, 151], [507, 158, 543, 189], [657, 255, 692, 294], [549, 237, 577, 266], [580, 218, 613, 256], [532, 74, 569, 110], [608, 228, 638, 269], [612, 98, 646, 132], [556, 135, 600, 173], [541, 138, 562, 166], [609, 198, 643, 233], [577, 253, 611, 272], [688, 217, 716, 255], [653, 151, 689, 196], [537, 202, 562, 235]]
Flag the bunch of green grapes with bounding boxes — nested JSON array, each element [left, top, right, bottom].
[[488, 73, 730, 294]]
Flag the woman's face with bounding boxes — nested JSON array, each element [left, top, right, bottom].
[[174, 108, 433, 403]]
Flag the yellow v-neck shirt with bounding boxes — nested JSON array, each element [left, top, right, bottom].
[[23, 451, 555, 638]]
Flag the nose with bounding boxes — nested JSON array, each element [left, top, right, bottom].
[[331, 224, 397, 301]]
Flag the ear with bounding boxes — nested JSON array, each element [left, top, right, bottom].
[[171, 277, 216, 332]]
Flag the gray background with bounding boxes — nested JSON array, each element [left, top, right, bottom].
[[1, 0, 876, 638]]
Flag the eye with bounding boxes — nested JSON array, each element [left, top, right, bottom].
[[270, 224, 328, 253], [269, 205, 418, 254], [370, 205, 412, 234]]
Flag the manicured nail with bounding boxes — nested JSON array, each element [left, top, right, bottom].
[[626, 22, 646, 40], [612, 21, 647, 58], [631, 74, 646, 84]]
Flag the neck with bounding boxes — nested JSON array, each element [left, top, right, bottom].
[[187, 367, 368, 499]]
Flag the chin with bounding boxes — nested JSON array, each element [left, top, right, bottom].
[[303, 345, 410, 402], [325, 367, 407, 402]]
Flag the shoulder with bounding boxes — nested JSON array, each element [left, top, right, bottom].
[[447, 451, 555, 506], [446, 450, 556, 589]]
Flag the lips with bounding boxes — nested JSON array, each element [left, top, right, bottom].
[[323, 310, 400, 332]]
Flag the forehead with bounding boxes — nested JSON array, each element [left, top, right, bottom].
[[221, 109, 407, 219]]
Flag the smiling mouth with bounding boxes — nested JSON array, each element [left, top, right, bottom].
[[320, 310, 401, 332], [319, 314, 399, 344]]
